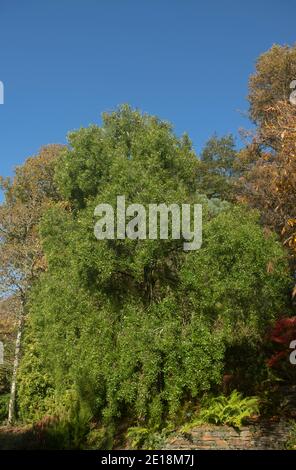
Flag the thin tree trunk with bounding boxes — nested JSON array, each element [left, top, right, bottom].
[[8, 307, 24, 425]]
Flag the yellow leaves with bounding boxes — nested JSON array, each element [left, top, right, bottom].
[[287, 218, 296, 227], [282, 218, 296, 252], [262, 152, 271, 161], [239, 99, 296, 304], [0, 145, 65, 295], [283, 234, 296, 248], [281, 219, 296, 235]]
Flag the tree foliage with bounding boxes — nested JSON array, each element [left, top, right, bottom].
[[14, 107, 291, 447], [0, 144, 64, 299], [0, 144, 64, 423], [239, 44, 296, 286], [248, 44, 296, 127], [196, 134, 239, 201]]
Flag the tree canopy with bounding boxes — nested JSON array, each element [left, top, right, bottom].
[[11, 106, 292, 448], [0, 44, 295, 449]]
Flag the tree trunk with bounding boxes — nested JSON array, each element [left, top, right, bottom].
[[8, 307, 24, 425]]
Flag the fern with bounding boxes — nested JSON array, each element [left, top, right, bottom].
[[182, 390, 259, 431]]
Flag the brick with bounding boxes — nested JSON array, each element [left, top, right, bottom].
[[163, 420, 292, 451]]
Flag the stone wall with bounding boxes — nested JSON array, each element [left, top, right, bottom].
[[165, 421, 291, 450]]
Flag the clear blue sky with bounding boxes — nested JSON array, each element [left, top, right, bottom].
[[0, 0, 295, 182]]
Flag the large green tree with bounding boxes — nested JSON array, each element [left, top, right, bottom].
[[17, 107, 291, 447]]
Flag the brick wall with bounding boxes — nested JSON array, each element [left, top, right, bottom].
[[165, 421, 291, 450]]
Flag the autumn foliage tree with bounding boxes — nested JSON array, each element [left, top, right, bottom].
[[0, 144, 64, 298], [0, 144, 64, 423], [238, 45, 296, 295], [248, 44, 296, 128]]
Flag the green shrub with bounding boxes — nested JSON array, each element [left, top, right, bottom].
[[286, 421, 296, 450], [126, 426, 168, 450], [0, 393, 9, 423], [30, 391, 91, 449], [183, 390, 259, 430], [85, 426, 115, 450]]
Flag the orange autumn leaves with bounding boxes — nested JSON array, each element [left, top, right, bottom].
[[238, 100, 296, 295]]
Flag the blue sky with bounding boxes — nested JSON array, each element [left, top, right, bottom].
[[0, 0, 295, 182]]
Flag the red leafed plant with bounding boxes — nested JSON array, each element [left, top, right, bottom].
[[267, 317, 296, 370]]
